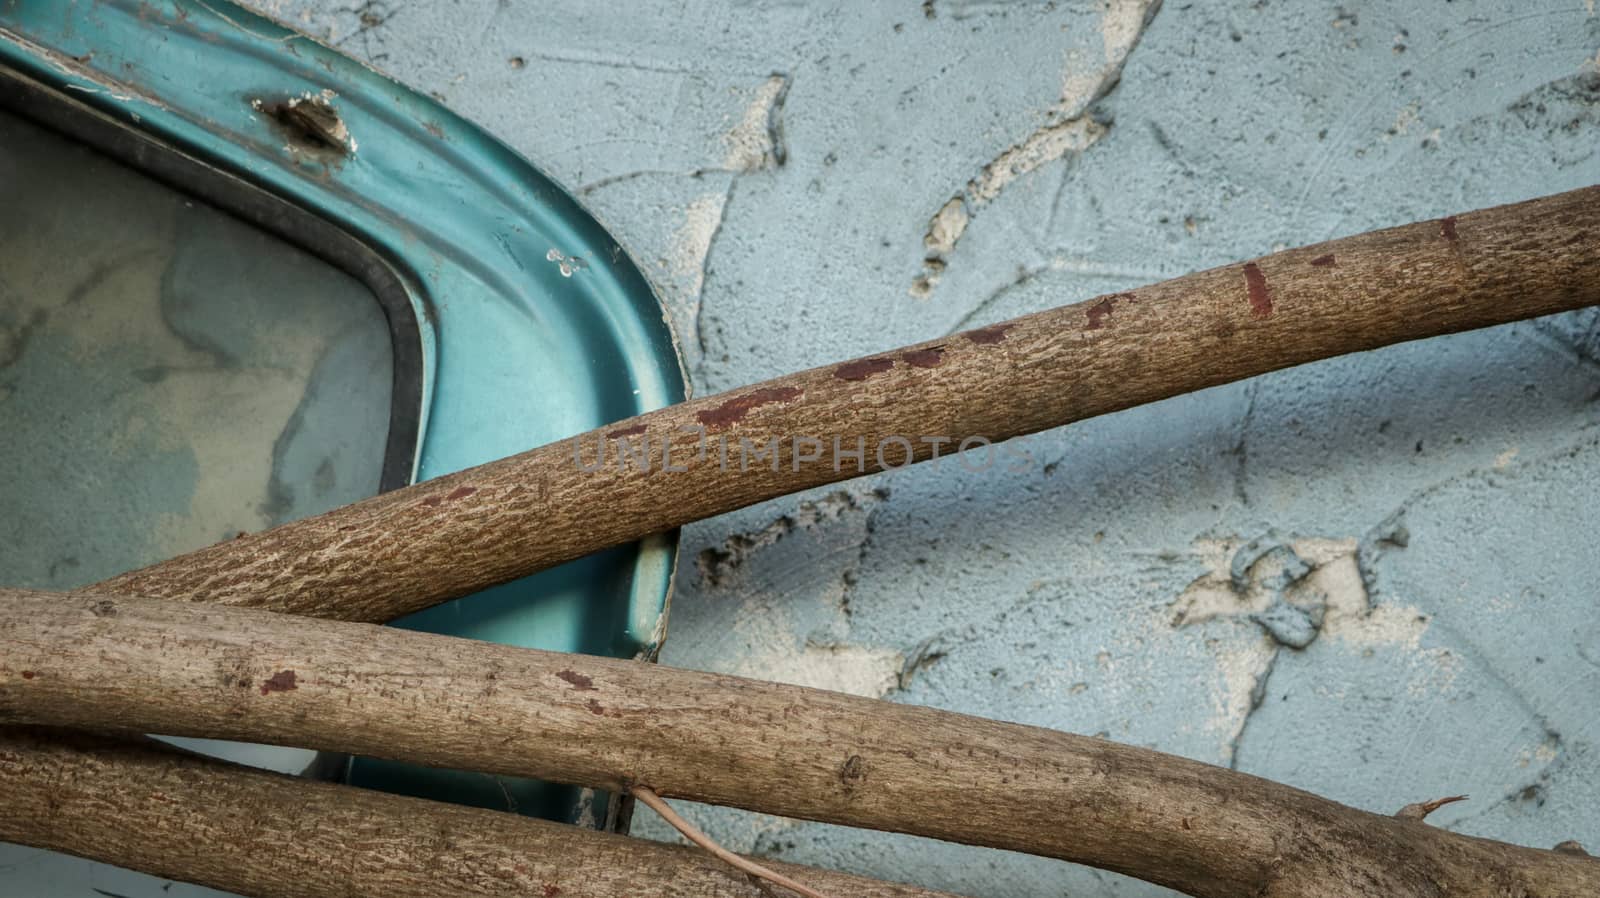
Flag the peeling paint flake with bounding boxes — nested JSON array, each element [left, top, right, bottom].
[[7, 32, 169, 111], [723, 73, 791, 172], [912, 0, 1160, 296], [546, 247, 588, 278], [670, 192, 729, 300], [1172, 535, 1436, 653], [1206, 639, 1277, 767], [923, 196, 970, 259], [969, 116, 1107, 205]]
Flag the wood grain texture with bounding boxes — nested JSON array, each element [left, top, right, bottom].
[[84, 187, 1600, 624], [0, 727, 961, 898], [6, 588, 1596, 898]]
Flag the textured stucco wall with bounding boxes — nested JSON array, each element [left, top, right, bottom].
[[198, 1, 1600, 894]]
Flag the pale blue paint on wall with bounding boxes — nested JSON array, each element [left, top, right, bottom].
[[46, 1, 1600, 895]]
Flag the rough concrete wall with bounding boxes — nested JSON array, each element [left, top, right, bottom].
[[250, 2, 1598, 895]]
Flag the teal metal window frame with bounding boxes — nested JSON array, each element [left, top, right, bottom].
[[1, 0, 686, 828]]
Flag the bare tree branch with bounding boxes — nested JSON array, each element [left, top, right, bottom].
[[0, 727, 961, 898], [82, 188, 1600, 627], [4, 588, 1596, 898], [11, 188, 1600, 897]]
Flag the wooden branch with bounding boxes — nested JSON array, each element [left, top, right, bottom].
[[0, 727, 962, 898], [17, 189, 1599, 896], [83, 187, 1600, 624], [5, 588, 1596, 898]]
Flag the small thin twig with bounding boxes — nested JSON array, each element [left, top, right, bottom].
[[631, 785, 835, 898], [1396, 795, 1468, 821]]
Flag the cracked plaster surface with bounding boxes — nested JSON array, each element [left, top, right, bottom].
[[18, 2, 1598, 896]]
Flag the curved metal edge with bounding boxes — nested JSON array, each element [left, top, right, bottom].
[[0, 0, 687, 831], [0, 0, 687, 657]]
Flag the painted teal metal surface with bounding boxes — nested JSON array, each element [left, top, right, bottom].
[[0, 0, 683, 824]]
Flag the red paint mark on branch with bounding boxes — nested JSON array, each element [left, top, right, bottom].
[[1085, 297, 1116, 330], [1310, 254, 1336, 267], [965, 323, 1014, 345], [695, 386, 804, 430], [834, 357, 895, 381], [259, 670, 297, 695], [1242, 263, 1274, 319], [1440, 216, 1459, 242], [607, 423, 647, 439], [20, 671, 35, 680], [556, 670, 595, 691], [902, 347, 945, 368], [420, 485, 477, 508]]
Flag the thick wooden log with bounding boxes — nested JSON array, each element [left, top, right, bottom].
[[4, 588, 1596, 898], [85, 187, 1600, 624], [0, 727, 961, 898]]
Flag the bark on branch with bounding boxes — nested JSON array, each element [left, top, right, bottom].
[[16, 188, 1600, 896], [0, 727, 959, 898], [4, 588, 1595, 898], [83, 187, 1600, 625]]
